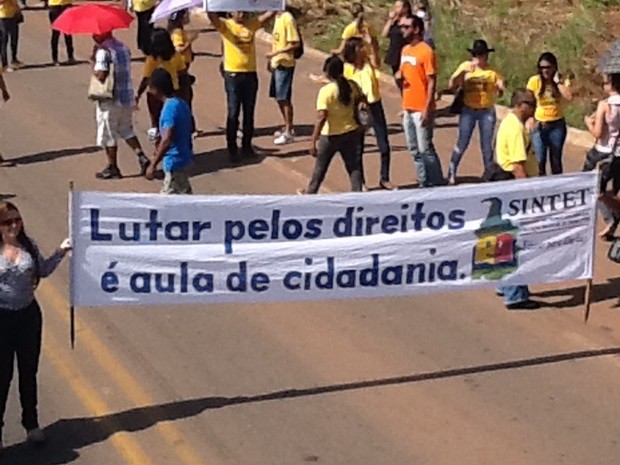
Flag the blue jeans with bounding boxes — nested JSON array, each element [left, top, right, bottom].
[[269, 66, 295, 102], [224, 71, 258, 153], [497, 285, 530, 306], [403, 111, 445, 187], [449, 106, 496, 179], [531, 119, 567, 175], [359, 101, 391, 183]]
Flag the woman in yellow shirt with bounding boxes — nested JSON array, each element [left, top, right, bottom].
[[0, 0, 23, 71], [136, 28, 188, 140], [343, 37, 394, 190], [168, 9, 197, 133], [445, 40, 504, 184], [526, 52, 573, 176], [48, 0, 75, 65], [331, 3, 381, 69], [299, 56, 365, 194]]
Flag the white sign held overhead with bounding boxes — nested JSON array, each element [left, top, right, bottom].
[[204, 0, 285, 12], [70, 173, 598, 307]]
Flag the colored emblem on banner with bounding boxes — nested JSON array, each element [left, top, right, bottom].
[[472, 197, 520, 280]]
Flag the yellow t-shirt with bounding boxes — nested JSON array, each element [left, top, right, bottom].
[[143, 53, 187, 90], [48, 0, 72, 6], [132, 0, 156, 13], [496, 112, 538, 177], [317, 81, 361, 136], [171, 28, 193, 67], [217, 18, 261, 73], [526, 75, 565, 122], [271, 11, 299, 69], [0, 0, 19, 19], [344, 62, 381, 104], [451, 61, 502, 109], [342, 20, 376, 61]]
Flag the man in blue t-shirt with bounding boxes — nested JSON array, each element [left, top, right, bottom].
[[146, 68, 193, 194]]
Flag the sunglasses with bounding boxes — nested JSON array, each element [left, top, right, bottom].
[[0, 217, 22, 227], [399, 24, 413, 29]]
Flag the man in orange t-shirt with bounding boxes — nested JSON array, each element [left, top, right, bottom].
[[398, 15, 444, 187]]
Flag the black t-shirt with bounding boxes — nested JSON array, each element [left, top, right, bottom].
[[384, 24, 405, 68]]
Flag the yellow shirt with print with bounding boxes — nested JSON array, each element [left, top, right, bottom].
[[526, 75, 564, 122], [48, 0, 72, 6], [317, 81, 361, 136], [496, 112, 538, 177], [132, 0, 156, 13], [217, 18, 261, 73], [344, 62, 381, 104], [451, 61, 502, 109], [171, 28, 193, 67], [143, 53, 187, 90], [0, 0, 19, 19], [270, 11, 299, 69]]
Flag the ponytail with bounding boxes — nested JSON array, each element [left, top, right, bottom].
[[336, 76, 352, 106]]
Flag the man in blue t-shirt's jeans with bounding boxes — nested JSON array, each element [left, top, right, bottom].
[[146, 68, 193, 194]]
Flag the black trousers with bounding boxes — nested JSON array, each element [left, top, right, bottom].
[[0, 18, 19, 68], [307, 131, 363, 193], [358, 100, 391, 183], [0, 301, 43, 432], [136, 8, 154, 55], [49, 5, 74, 63]]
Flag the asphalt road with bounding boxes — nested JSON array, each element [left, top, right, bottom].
[[1, 5, 620, 465]]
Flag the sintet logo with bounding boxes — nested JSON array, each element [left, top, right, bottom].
[[472, 197, 520, 280]]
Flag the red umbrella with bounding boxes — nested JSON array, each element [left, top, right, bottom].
[[52, 4, 134, 35]]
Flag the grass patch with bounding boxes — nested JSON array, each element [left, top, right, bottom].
[[303, 0, 609, 129]]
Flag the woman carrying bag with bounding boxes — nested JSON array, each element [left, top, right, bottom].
[[444, 40, 504, 184]]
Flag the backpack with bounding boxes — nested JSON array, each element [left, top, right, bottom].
[[293, 20, 304, 60]]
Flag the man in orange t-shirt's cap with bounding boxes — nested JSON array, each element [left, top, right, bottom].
[[398, 15, 445, 187]]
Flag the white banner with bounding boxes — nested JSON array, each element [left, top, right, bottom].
[[204, 0, 285, 12], [70, 173, 598, 307]]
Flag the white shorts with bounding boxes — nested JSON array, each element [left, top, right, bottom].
[[96, 101, 136, 148]]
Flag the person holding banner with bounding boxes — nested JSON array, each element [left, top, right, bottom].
[[298, 55, 364, 194], [0, 201, 71, 450], [494, 88, 541, 309], [207, 10, 276, 162]]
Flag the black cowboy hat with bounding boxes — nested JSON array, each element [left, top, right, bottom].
[[468, 39, 495, 55]]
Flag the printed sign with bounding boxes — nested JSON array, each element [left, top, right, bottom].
[[70, 173, 598, 307], [204, 0, 285, 12]]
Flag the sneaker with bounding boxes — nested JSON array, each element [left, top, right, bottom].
[[138, 153, 150, 176], [26, 427, 46, 445], [95, 165, 122, 180], [274, 132, 294, 145], [296, 188, 307, 195], [10, 60, 23, 69], [379, 180, 397, 190], [506, 300, 541, 310], [65, 57, 77, 66], [147, 127, 159, 142], [274, 127, 296, 138], [52, 61, 60, 67]]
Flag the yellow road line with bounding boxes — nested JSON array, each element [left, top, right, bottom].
[[44, 328, 154, 465], [40, 282, 208, 465]]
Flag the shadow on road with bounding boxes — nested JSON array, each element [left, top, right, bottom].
[[3, 346, 620, 464], [534, 277, 620, 308], [6, 146, 100, 166]]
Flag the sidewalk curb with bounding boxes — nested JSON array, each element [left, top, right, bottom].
[[193, 9, 595, 150]]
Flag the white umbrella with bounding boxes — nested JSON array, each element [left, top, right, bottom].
[[150, 0, 202, 23]]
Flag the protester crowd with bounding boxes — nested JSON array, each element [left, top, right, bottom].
[[0, 0, 620, 452]]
